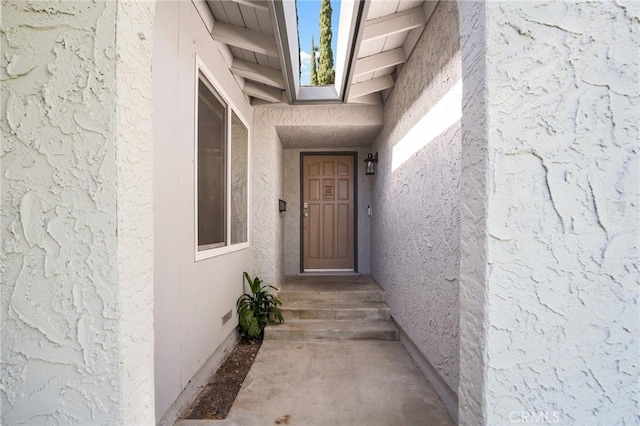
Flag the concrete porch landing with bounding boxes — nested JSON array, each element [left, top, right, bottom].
[[176, 276, 454, 426], [176, 340, 454, 426]]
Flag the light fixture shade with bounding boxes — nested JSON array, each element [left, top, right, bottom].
[[364, 152, 378, 175]]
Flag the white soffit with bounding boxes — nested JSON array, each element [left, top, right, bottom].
[[348, 0, 438, 103], [200, 0, 438, 105], [206, 0, 286, 104]]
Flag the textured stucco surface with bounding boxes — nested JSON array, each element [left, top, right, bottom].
[[153, 1, 253, 421], [114, 1, 156, 423], [274, 105, 382, 150], [370, 0, 461, 394], [459, 1, 640, 424], [283, 148, 372, 275], [277, 124, 382, 149], [252, 104, 382, 285], [231, 114, 249, 244], [252, 107, 284, 287], [1, 1, 155, 424], [457, 1, 488, 424]]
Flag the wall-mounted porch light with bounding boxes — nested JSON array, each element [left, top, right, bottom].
[[364, 152, 378, 175]]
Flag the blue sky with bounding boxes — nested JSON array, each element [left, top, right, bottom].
[[297, 0, 341, 86]]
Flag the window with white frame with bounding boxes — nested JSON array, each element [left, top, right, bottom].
[[195, 60, 249, 259]]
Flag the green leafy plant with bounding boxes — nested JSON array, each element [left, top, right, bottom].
[[236, 272, 284, 339]]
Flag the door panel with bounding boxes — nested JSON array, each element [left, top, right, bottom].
[[308, 204, 321, 258], [308, 161, 320, 176], [337, 179, 349, 200], [323, 161, 334, 175], [309, 178, 321, 201], [337, 203, 349, 258], [337, 161, 349, 176], [303, 155, 355, 271], [322, 204, 335, 257]]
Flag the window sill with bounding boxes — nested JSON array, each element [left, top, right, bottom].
[[195, 242, 250, 262]]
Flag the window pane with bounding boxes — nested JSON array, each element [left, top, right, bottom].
[[230, 111, 248, 244], [197, 77, 226, 249]]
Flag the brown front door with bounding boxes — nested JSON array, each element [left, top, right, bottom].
[[302, 154, 356, 271]]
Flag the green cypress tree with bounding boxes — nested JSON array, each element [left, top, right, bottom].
[[297, 4, 301, 81], [310, 37, 318, 86], [317, 0, 335, 85]]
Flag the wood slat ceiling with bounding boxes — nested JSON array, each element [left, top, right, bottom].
[[207, 0, 286, 104], [349, 0, 436, 103], [204, 0, 437, 105]]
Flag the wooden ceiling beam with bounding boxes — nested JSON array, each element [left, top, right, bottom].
[[362, 7, 426, 43], [243, 80, 284, 103], [354, 48, 406, 77], [229, 0, 269, 12], [349, 75, 394, 99], [212, 21, 278, 57], [231, 59, 285, 89]]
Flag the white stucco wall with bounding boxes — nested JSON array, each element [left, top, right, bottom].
[[459, 1, 639, 424], [153, 1, 253, 421], [1, 1, 155, 424], [457, 1, 488, 424], [370, 0, 461, 395], [252, 107, 285, 287], [252, 104, 382, 283], [275, 137, 285, 284], [283, 148, 372, 275]]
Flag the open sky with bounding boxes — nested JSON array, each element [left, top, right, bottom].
[[297, 0, 341, 86]]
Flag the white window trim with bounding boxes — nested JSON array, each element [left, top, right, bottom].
[[194, 55, 251, 261]]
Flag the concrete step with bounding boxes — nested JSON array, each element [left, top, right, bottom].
[[278, 276, 386, 303], [264, 319, 399, 341], [280, 301, 391, 321], [279, 289, 385, 304]]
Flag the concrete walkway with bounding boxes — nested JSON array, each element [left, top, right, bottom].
[[176, 339, 455, 426]]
